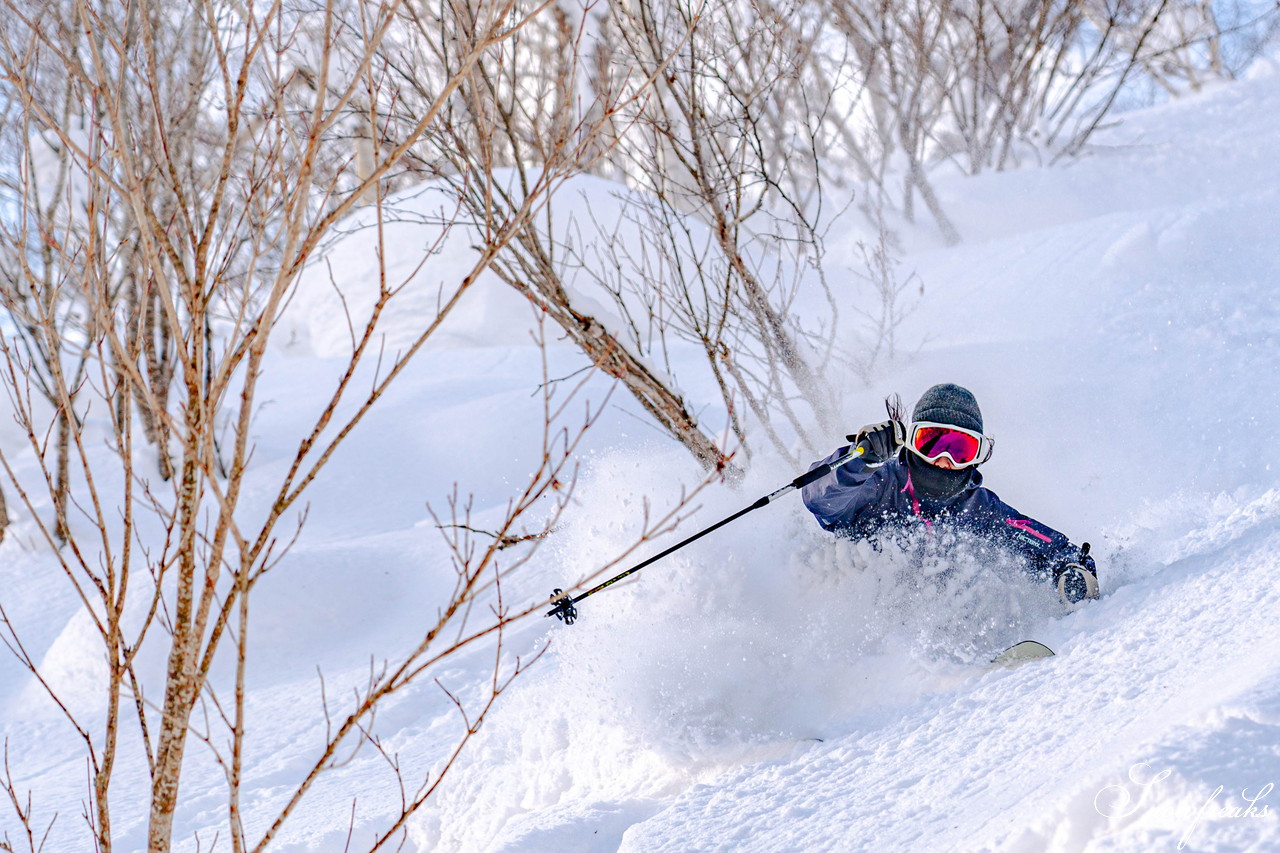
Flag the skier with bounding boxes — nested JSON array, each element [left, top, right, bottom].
[[802, 383, 1099, 605]]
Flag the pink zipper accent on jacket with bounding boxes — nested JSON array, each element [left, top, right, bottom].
[[1006, 517, 1051, 542], [901, 470, 933, 529]]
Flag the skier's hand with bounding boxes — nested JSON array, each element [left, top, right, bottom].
[[846, 420, 904, 466], [1055, 545, 1099, 605]]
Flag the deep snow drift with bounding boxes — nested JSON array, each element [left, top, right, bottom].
[[2, 56, 1279, 853]]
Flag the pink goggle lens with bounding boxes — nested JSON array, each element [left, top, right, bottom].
[[912, 425, 982, 464]]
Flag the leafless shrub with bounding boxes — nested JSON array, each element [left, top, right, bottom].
[[823, 0, 1263, 208], [1081, 0, 1227, 97], [846, 213, 924, 379], [368, 0, 745, 472], [596, 0, 843, 466], [0, 0, 685, 849], [0, 121, 95, 542], [326, 0, 1274, 481], [379, 0, 848, 470]]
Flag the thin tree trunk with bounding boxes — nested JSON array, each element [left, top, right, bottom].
[[147, 438, 204, 849], [141, 286, 175, 481], [55, 409, 71, 543]]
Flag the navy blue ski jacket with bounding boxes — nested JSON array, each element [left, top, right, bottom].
[[801, 446, 1079, 579]]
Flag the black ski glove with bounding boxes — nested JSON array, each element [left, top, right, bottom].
[[846, 420, 905, 467], [1055, 543, 1099, 605]]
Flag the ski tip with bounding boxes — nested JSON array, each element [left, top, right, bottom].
[[990, 640, 1055, 669]]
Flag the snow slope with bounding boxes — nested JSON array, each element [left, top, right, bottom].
[[404, 62, 1280, 853], [1, 54, 1278, 853]]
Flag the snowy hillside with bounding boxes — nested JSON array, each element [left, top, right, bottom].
[[3, 55, 1280, 853], [409, 61, 1280, 852], [402, 63, 1280, 853]]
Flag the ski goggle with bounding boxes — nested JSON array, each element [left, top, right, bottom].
[[906, 421, 994, 468]]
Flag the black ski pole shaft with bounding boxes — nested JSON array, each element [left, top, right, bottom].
[[546, 443, 867, 623]]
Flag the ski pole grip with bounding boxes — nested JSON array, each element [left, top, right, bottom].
[[791, 444, 866, 490]]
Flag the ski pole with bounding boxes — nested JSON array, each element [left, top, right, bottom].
[[546, 442, 868, 624]]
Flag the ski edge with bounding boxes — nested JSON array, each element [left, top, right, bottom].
[[990, 640, 1055, 669]]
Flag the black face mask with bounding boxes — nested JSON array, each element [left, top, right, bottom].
[[905, 451, 974, 500]]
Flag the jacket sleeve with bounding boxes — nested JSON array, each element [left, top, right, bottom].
[[960, 486, 1081, 580], [801, 446, 890, 533]]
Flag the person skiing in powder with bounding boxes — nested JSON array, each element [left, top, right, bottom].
[[802, 383, 1099, 605]]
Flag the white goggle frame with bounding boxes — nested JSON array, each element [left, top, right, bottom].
[[904, 421, 994, 468]]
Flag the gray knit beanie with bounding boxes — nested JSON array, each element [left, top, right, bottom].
[[912, 383, 983, 433]]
